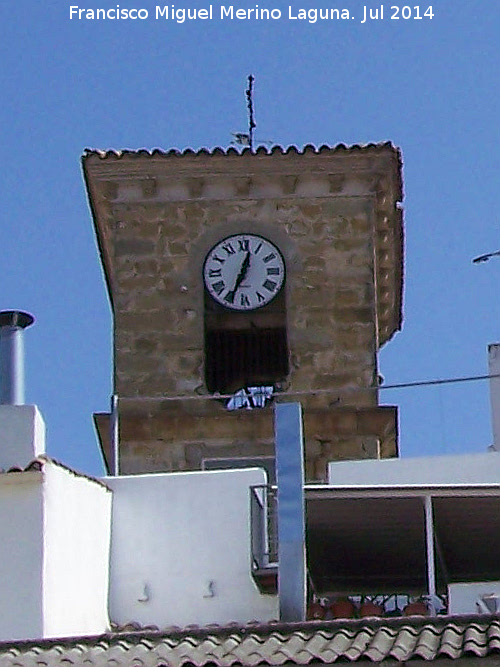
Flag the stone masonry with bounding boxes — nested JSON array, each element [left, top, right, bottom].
[[83, 143, 403, 480]]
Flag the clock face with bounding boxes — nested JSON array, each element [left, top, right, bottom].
[[203, 234, 285, 311]]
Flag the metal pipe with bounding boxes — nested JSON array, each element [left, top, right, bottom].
[[488, 344, 500, 451], [275, 402, 306, 622], [424, 495, 437, 597], [110, 394, 119, 475], [0, 311, 34, 405]]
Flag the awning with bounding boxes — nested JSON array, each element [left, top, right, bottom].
[[305, 485, 500, 595]]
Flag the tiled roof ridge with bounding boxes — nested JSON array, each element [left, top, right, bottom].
[[107, 613, 500, 639], [1, 614, 499, 649], [1, 616, 500, 665], [82, 141, 399, 160], [0, 457, 45, 474]]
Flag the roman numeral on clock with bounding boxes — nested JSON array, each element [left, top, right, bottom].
[[222, 242, 235, 255], [263, 279, 277, 292], [211, 280, 225, 295]]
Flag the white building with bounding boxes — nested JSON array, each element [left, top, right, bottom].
[[2, 143, 500, 665], [3, 393, 500, 644]]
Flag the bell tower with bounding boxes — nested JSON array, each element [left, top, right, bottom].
[[83, 143, 403, 481]]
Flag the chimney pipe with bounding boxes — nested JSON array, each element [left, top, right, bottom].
[[0, 310, 35, 405]]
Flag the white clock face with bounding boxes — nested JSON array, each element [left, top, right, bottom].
[[203, 234, 285, 311]]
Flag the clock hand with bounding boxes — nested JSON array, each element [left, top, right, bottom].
[[227, 252, 251, 302]]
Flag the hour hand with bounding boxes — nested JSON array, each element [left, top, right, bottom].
[[236, 251, 251, 286], [227, 252, 251, 302]]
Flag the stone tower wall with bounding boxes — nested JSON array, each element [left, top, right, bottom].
[[112, 196, 378, 404], [84, 145, 403, 479]]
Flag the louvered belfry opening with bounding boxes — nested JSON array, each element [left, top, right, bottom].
[[205, 327, 288, 394], [204, 291, 288, 394]]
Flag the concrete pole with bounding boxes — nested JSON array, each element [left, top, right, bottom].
[[0, 311, 34, 405]]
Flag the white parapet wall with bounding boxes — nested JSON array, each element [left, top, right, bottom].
[[0, 405, 45, 470], [0, 459, 112, 641], [106, 468, 278, 629], [328, 450, 500, 487], [0, 469, 44, 641], [42, 461, 112, 638], [449, 581, 500, 615]]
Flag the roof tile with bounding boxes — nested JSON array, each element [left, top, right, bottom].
[[82, 141, 398, 161], [1, 618, 499, 667], [0, 456, 109, 489]]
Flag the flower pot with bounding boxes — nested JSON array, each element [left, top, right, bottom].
[[404, 601, 428, 616], [360, 601, 383, 617], [307, 602, 326, 620], [330, 599, 356, 619]]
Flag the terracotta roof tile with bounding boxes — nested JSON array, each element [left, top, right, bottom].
[[2, 616, 500, 666], [0, 455, 109, 489], [0, 459, 44, 473]]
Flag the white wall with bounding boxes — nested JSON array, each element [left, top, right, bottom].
[[449, 581, 500, 615], [0, 405, 45, 469], [107, 468, 278, 628], [0, 472, 44, 641], [43, 462, 112, 638], [0, 461, 277, 639], [328, 451, 500, 487], [0, 461, 111, 641]]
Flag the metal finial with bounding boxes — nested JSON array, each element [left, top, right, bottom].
[[231, 76, 272, 150], [246, 74, 256, 151]]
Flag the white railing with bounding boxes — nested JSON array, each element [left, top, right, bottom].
[[250, 484, 278, 570]]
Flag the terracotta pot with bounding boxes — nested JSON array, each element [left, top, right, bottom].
[[330, 599, 356, 619], [307, 602, 326, 620], [404, 601, 428, 616], [360, 602, 383, 617]]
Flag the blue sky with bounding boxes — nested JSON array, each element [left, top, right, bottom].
[[2, 1, 500, 476]]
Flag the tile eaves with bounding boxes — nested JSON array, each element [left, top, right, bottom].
[[82, 141, 400, 163], [0, 455, 110, 490], [0, 458, 44, 474]]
